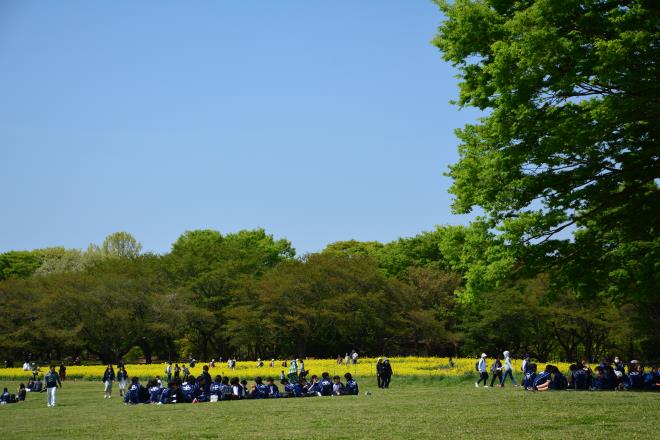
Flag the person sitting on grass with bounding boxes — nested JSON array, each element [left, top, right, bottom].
[[319, 372, 333, 396], [532, 365, 553, 391], [332, 375, 346, 395], [304, 376, 322, 397], [181, 375, 199, 403], [26, 379, 34, 391], [550, 366, 568, 390], [281, 378, 302, 398], [32, 377, 43, 393], [571, 362, 591, 390], [17, 383, 26, 401], [0, 387, 11, 404], [591, 366, 610, 390], [230, 377, 244, 399], [148, 379, 162, 403], [523, 363, 537, 390], [125, 377, 145, 404], [265, 377, 281, 398], [210, 375, 222, 400], [344, 373, 359, 395], [250, 376, 269, 399], [642, 365, 658, 391], [220, 376, 233, 401]]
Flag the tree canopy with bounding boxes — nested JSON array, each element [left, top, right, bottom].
[[433, 0, 659, 304]]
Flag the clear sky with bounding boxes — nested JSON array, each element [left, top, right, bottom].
[[0, 0, 481, 255]]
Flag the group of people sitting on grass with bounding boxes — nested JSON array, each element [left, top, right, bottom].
[[476, 351, 659, 391], [0, 384, 27, 404], [123, 367, 360, 404]]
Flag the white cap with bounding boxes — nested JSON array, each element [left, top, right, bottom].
[[630, 360, 639, 364], [481, 353, 487, 358]]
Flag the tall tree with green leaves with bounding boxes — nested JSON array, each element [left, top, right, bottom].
[[434, 0, 659, 303]]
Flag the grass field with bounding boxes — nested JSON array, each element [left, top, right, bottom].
[[1, 376, 658, 439]]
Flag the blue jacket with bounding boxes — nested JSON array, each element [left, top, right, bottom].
[[320, 379, 333, 396], [102, 370, 115, 382], [550, 373, 568, 390], [180, 382, 198, 402], [572, 370, 590, 390], [252, 383, 268, 399], [523, 372, 536, 389], [125, 383, 141, 404], [533, 371, 551, 389], [345, 379, 359, 395], [210, 382, 222, 396], [284, 382, 302, 397], [148, 386, 162, 403], [266, 384, 281, 398]]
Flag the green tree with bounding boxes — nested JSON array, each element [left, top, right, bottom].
[[101, 232, 142, 258], [434, 0, 659, 303]]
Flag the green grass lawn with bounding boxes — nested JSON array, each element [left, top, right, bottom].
[[1, 377, 658, 439]]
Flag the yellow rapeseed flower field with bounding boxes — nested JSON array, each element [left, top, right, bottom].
[[0, 357, 572, 381]]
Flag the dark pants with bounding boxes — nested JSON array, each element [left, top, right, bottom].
[[377, 374, 382, 388], [381, 375, 391, 388], [490, 371, 502, 387], [477, 372, 488, 385]]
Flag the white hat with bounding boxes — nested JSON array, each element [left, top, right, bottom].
[[481, 353, 487, 358], [630, 360, 639, 364]]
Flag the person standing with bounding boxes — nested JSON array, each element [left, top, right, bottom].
[[44, 365, 61, 407], [58, 364, 67, 382], [475, 353, 489, 387], [490, 356, 503, 387], [381, 358, 393, 388], [165, 362, 172, 383], [500, 351, 517, 387], [117, 366, 128, 397], [376, 358, 384, 388], [102, 364, 115, 399]]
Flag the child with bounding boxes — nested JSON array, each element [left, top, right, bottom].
[[305, 376, 322, 396], [210, 375, 223, 400], [332, 375, 346, 395], [490, 356, 503, 387], [550, 366, 568, 390], [124, 377, 143, 405], [230, 377, 244, 399], [220, 377, 233, 401], [102, 365, 115, 399], [344, 373, 359, 395], [319, 372, 333, 396], [117, 366, 128, 397], [281, 378, 302, 398], [17, 383, 26, 401], [572, 362, 591, 390], [266, 377, 281, 398], [148, 379, 162, 403], [475, 353, 488, 388], [251, 377, 268, 399], [500, 351, 517, 387], [533, 365, 553, 391], [523, 363, 537, 390], [181, 376, 198, 403], [0, 387, 11, 404]]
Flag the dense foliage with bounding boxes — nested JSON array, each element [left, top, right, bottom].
[[0, 229, 655, 364]]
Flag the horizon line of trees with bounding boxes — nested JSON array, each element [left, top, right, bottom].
[[0, 228, 656, 365]]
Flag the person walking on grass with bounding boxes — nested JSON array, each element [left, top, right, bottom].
[[117, 366, 128, 397], [500, 350, 517, 387], [475, 353, 489, 387], [102, 364, 115, 398], [490, 356, 503, 387], [45, 365, 61, 407], [376, 357, 384, 388]]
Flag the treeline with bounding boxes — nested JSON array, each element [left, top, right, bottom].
[[1, 228, 657, 364]]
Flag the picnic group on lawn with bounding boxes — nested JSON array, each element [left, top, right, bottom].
[[474, 351, 660, 391]]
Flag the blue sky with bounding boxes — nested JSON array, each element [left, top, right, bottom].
[[0, 0, 481, 255]]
